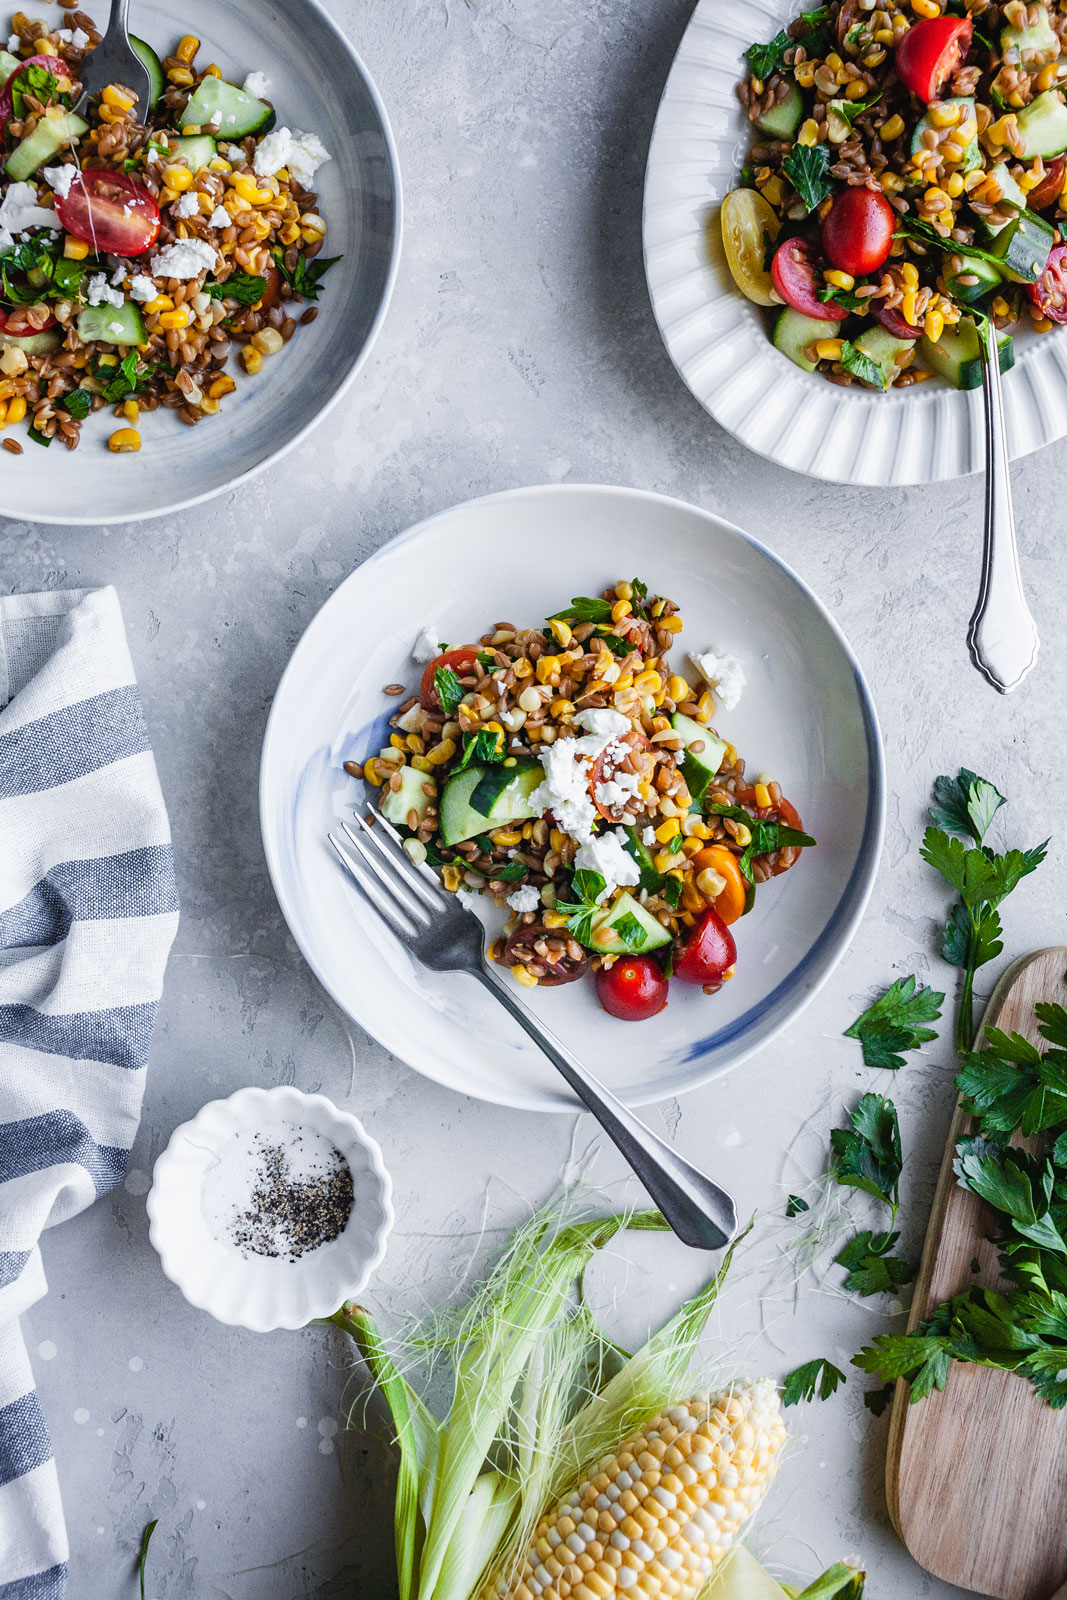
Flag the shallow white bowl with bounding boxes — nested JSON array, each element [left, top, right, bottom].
[[259, 483, 886, 1113], [643, 0, 1067, 484], [146, 1085, 394, 1332], [0, 0, 400, 524]]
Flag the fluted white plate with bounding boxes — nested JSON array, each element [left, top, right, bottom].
[[147, 1086, 393, 1331], [643, 0, 1067, 483], [260, 483, 885, 1113]]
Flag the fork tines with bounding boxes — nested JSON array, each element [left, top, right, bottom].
[[328, 810, 447, 941]]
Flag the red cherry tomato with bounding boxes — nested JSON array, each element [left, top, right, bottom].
[[895, 16, 972, 103], [822, 188, 896, 277], [1028, 243, 1067, 324], [673, 907, 737, 986], [54, 169, 160, 257], [1028, 155, 1065, 210], [875, 303, 923, 339], [595, 955, 669, 1021], [771, 237, 847, 321], [0, 55, 70, 132], [418, 647, 480, 709], [0, 305, 55, 334]]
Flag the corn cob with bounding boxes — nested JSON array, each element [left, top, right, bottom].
[[484, 1377, 787, 1599]]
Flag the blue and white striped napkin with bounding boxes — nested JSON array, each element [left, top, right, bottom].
[[0, 588, 178, 1599]]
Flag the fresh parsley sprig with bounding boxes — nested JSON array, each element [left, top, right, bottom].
[[835, 1230, 914, 1296], [782, 1356, 846, 1407], [271, 248, 342, 301], [548, 596, 613, 624], [708, 803, 816, 880], [844, 975, 945, 1071], [783, 142, 833, 213], [831, 1093, 903, 1221], [453, 728, 504, 775], [433, 666, 465, 717], [921, 768, 1047, 1051], [744, 5, 832, 79], [839, 340, 886, 390], [555, 869, 607, 948]]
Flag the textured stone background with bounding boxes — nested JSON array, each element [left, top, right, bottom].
[[3, 0, 1062, 1593]]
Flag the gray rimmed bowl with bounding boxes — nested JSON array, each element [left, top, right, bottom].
[[0, 0, 400, 524]]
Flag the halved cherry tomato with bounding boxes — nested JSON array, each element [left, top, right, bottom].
[[673, 906, 737, 986], [720, 188, 781, 308], [595, 955, 669, 1021], [54, 169, 160, 257], [690, 845, 747, 925], [257, 260, 283, 310], [0, 305, 55, 335], [1028, 155, 1065, 210], [0, 55, 70, 133], [895, 16, 972, 103], [822, 188, 896, 277], [589, 728, 655, 822], [875, 303, 923, 339], [771, 238, 847, 321], [1028, 243, 1067, 324], [419, 647, 480, 709], [759, 796, 808, 877]]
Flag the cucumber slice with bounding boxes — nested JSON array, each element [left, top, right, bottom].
[[439, 767, 487, 846], [469, 759, 541, 822], [622, 826, 662, 892], [772, 306, 840, 373], [76, 301, 146, 347], [1002, 13, 1058, 62], [987, 208, 1055, 282], [181, 77, 275, 138], [910, 97, 979, 173], [754, 82, 803, 139], [0, 49, 21, 87], [976, 163, 1028, 238], [4, 107, 88, 180], [670, 711, 726, 802], [380, 766, 436, 828], [129, 35, 163, 109], [1015, 90, 1067, 159], [852, 325, 913, 389], [918, 317, 1013, 390], [944, 252, 1003, 304], [170, 133, 217, 173], [590, 892, 671, 956], [2, 328, 61, 356]]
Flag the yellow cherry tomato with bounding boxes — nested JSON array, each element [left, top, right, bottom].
[[690, 845, 748, 924], [719, 188, 781, 307]]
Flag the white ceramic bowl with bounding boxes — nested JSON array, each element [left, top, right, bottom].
[[260, 483, 886, 1113], [146, 1086, 393, 1331], [0, 0, 400, 524], [643, 0, 1067, 484]]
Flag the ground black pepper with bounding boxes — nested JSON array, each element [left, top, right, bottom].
[[228, 1133, 354, 1261]]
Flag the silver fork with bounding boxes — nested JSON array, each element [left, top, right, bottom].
[[74, 0, 154, 117], [328, 808, 739, 1251]]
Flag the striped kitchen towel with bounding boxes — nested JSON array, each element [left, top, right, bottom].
[[0, 587, 178, 1598]]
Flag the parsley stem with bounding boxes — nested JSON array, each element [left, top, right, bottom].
[[958, 957, 977, 1054]]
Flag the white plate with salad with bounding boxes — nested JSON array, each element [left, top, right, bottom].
[[259, 483, 885, 1113], [0, 0, 399, 521], [643, 0, 1067, 483]]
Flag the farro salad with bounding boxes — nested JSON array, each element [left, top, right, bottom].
[[723, 0, 1067, 390], [0, 11, 337, 453], [347, 581, 816, 1023]]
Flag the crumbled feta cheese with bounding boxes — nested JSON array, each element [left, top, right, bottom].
[[641, 826, 656, 846], [6, 32, 18, 51], [506, 885, 540, 914], [207, 203, 231, 229], [411, 624, 440, 665], [395, 704, 423, 734], [172, 191, 200, 220], [573, 829, 641, 895], [224, 144, 245, 162], [107, 320, 124, 335], [149, 239, 218, 279], [109, 259, 127, 286], [243, 70, 271, 98], [0, 181, 57, 245], [252, 126, 331, 186], [690, 648, 747, 713], [70, 26, 89, 48], [56, 27, 72, 42], [574, 708, 629, 742], [42, 164, 76, 200], [128, 273, 156, 303], [86, 272, 124, 308], [527, 709, 632, 869], [595, 768, 640, 813]]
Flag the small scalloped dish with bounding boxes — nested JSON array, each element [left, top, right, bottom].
[[146, 1085, 393, 1332]]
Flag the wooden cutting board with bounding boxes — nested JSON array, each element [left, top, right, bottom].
[[886, 949, 1067, 1600]]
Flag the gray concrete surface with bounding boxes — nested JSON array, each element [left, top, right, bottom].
[[3, 0, 1064, 1593]]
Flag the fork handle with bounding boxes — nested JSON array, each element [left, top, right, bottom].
[[475, 970, 738, 1251]]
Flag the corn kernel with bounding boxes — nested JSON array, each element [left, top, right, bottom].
[[491, 828, 523, 848], [944, 171, 965, 197], [108, 427, 141, 453], [441, 862, 464, 892], [815, 338, 844, 360], [101, 83, 135, 109], [758, 175, 784, 207], [611, 598, 632, 623], [63, 234, 89, 260], [250, 327, 284, 356], [122, 398, 139, 423], [6, 396, 25, 425], [143, 295, 173, 315], [797, 117, 820, 147], [667, 675, 690, 702], [653, 850, 676, 874], [543, 910, 570, 930], [754, 783, 772, 809], [634, 669, 662, 694], [734, 822, 752, 847], [166, 65, 195, 86], [901, 288, 918, 326], [0, 346, 27, 377], [696, 867, 728, 900], [924, 307, 945, 342], [549, 697, 575, 719], [162, 164, 194, 192], [660, 615, 683, 633], [614, 580, 633, 600], [158, 307, 193, 331], [176, 33, 200, 62], [928, 102, 959, 129], [0, 401, 8, 430], [512, 965, 539, 988], [900, 261, 919, 289], [824, 268, 855, 290], [548, 618, 573, 648], [278, 220, 301, 246], [912, 0, 940, 14], [880, 113, 905, 141], [240, 344, 263, 375], [655, 818, 681, 845], [208, 373, 236, 400], [362, 758, 382, 786]]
